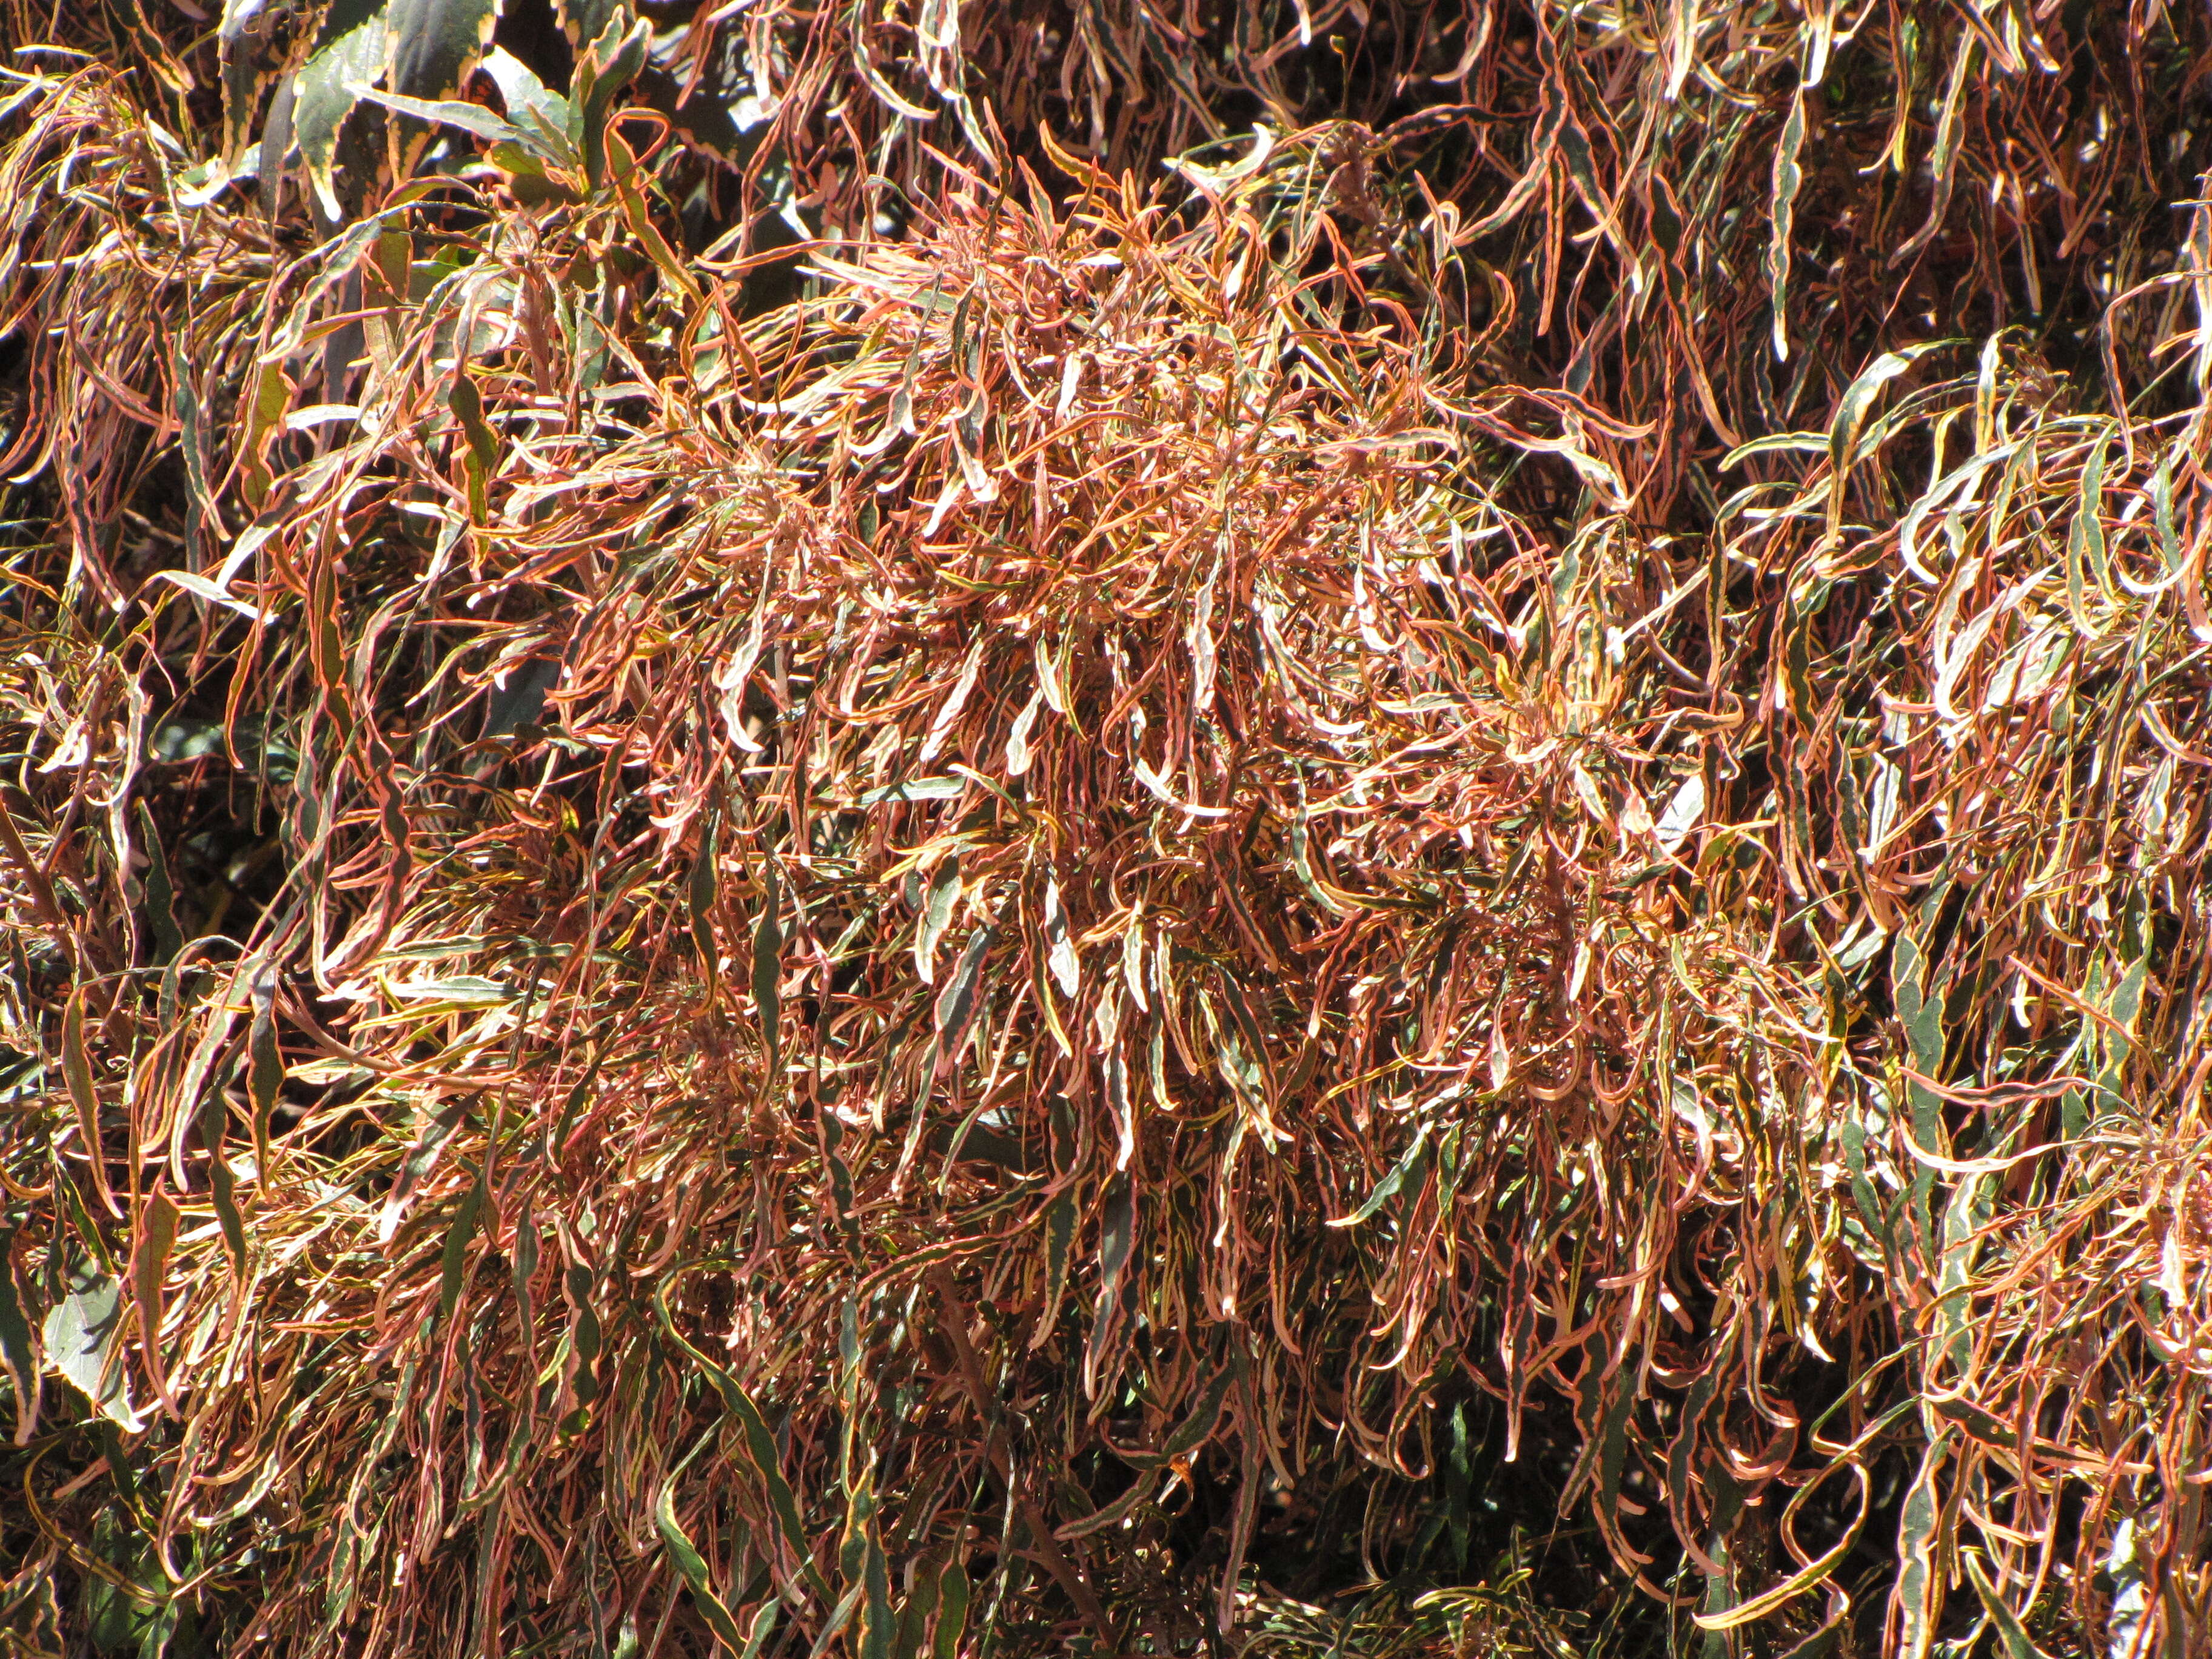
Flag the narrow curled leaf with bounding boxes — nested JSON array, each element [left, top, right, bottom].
[[655, 1476, 749, 1652]]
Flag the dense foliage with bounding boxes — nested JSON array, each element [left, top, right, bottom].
[[2, 1, 2210, 1654]]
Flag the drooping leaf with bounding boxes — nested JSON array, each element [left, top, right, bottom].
[[654, 1475, 748, 1652], [0, 1232, 38, 1443]]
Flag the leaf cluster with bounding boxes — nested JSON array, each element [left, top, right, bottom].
[[1, 2, 2210, 1658]]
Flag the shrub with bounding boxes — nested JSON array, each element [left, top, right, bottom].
[[2, 2, 2209, 1655]]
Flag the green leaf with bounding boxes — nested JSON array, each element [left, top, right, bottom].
[[1327, 1126, 1429, 1227], [349, 83, 526, 147], [893, 1563, 937, 1659], [1895, 1431, 1951, 1659], [1084, 1173, 1136, 1390], [752, 863, 782, 1076], [1963, 1549, 2046, 1658], [1892, 931, 1946, 1252], [249, 963, 282, 1191], [203, 1059, 249, 1277], [1693, 1464, 1865, 1631], [859, 777, 968, 806], [654, 1274, 829, 1599], [932, 925, 995, 1056], [555, 0, 628, 45], [1031, 1190, 1075, 1350], [1115, 1364, 1235, 1473], [132, 802, 183, 967], [42, 1264, 141, 1431], [1827, 342, 1954, 535], [387, 0, 502, 101], [1936, 1166, 1996, 1379], [655, 1477, 748, 1651], [63, 989, 115, 1217], [390, 974, 514, 1005], [479, 47, 575, 161], [2066, 427, 2114, 636], [0, 1231, 38, 1444], [294, 0, 390, 221], [1720, 431, 1831, 467], [562, 1264, 601, 1418], [857, 1488, 892, 1659], [1043, 879, 1078, 997], [915, 859, 960, 984], [220, 0, 282, 166], [1051, 1474, 1157, 1541], [1767, 89, 1807, 360], [439, 1165, 485, 1322], [128, 1190, 179, 1377], [689, 811, 720, 971], [933, 1560, 968, 1659], [572, 12, 649, 191]]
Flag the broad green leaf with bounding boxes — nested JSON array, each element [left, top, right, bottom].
[[893, 1563, 937, 1659], [741, 1602, 779, 1659], [1084, 1174, 1136, 1392], [1052, 1474, 1157, 1541], [449, 371, 498, 520], [1935, 1165, 1996, 1379], [607, 129, 705, 298], [1891, 931, 1945, 1251], [1827, 342, 1955, 536], [1694, 1465, 1866, 1630], [1719, 432, 1830, 466], [2065, 427, 2114, 636], [2102, 1517, 2148, 1659], [389, 974, 514, 1005], [1030, 1190, 1076, 1351], [857, 1487, 893, 1659], [294, 0, 389, 221], [258, 70, 297, 219], [349, 84, 526, 148], [248, 961, 282, 1195], [42, 1264, 142, 1431], [203, 1067, 248, 1276], [132, 800, 183, 967], [562, 1264, 601, 1419], [555, 0, 629, 47], [1114, 1365, 1235, 1473], [479, 47, 574, 161], [387, 0, 501, 101]]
